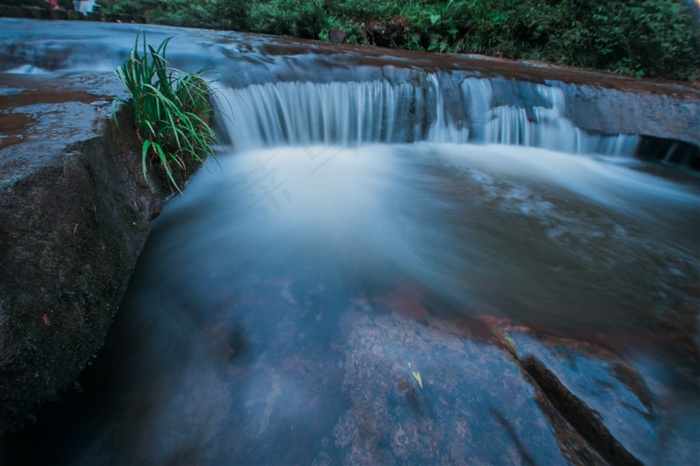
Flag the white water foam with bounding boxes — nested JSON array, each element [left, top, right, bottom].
[[215, 78, 638, 156], [5, 64, 49, 74]]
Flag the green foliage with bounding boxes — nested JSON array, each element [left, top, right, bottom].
[[107, 0, 699, 80], [247, 0, 328, 39], [100, 0, 158, 17], [115, 33, 216, 191], [145, 0, 250, 30]]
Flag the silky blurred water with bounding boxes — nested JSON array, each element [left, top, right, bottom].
[[2, 106, 699, 466], [57, 141, 696, 464], [149, 142, 699, 330]]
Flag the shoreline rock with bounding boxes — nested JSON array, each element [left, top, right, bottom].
[[0, 73, 202, 432]]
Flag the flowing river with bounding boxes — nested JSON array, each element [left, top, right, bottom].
[[1, 18, 699, 465]]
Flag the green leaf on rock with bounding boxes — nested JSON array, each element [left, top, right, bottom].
[[408, 362, 424, 388]]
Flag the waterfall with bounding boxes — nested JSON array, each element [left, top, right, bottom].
[[216, 76, 638, 156], [217, 80, 442, 149]]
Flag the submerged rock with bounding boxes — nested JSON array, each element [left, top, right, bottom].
[[333, 312, 594, 465], [510, 332, 656, 465], [508, 330, 700, 465], [4, 266, 698, 464]]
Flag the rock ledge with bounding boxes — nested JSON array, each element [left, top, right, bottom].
[[0, 73, 201, 432]]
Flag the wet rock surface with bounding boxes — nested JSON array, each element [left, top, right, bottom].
[[0, 72, 202, 432], [550, 81, 700, 148], [507, 331, 700, 466], [334, 313, 574, 465], [4, 274, 697, 465], [510, 332, 657, 465]]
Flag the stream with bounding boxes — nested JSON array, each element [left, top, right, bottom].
[[1, 18, 699, 465]]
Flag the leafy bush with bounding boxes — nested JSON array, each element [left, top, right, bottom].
[[100, 0, 157, 17], [145, 0, 237, 30], [247, 0, 328, 39], [114, 33, 217, 191]]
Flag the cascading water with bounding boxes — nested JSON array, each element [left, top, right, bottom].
[[219, 76, 638, 154], [1, 19, 699, 466], [67, 71, 691, 464]]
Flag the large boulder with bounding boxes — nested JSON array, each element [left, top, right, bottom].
[[0, 73, 201, 432]]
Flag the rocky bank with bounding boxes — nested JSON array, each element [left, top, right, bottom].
[[0, 72, 202, 432]]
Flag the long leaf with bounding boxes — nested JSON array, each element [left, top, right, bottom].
[[114, 32, 219, 192]]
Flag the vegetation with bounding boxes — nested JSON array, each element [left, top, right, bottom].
[[99, 0, 700, 81], [114, 33, 216, 191]]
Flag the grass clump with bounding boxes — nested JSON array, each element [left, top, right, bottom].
[[115, 33, 216, 191]]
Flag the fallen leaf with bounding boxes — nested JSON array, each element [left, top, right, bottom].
[[42, 314, 51, 327], [411, 370, 423, 389], [408, 363, 423, 388]]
